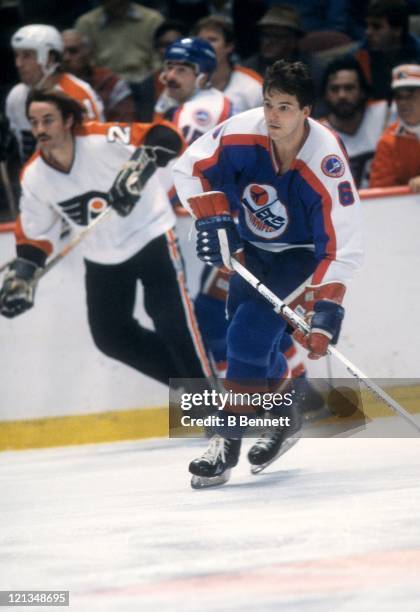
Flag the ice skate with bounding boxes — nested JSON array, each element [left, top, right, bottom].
[[248, 427, 302, 474], [248, 403, 303, 474], [189, 435, 241, 489]]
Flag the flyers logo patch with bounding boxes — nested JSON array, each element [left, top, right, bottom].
[[241, 183, 288, 239], [57, 191, 108, 226], [321, 155, 345, 178]]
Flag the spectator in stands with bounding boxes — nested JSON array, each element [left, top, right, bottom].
[[74, 0, 164, 83], [153, 20, 187, 63], [192, 15, 263, 113], [270, 0, 350, 33], [352, 0, 420, 100], [320, 56, 393, 187], [370, 63, 420, 191], [62, 29, 136, 122], [243, 6, 305, 78], [243, 5, 324, 99], [130, 20, 187, 122]]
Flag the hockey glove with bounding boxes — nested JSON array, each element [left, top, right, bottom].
[[108, 146, 158, 216], [292, 283, 345, 360], [188, 192, 243, 272], [0, 258, 39, 318], [108, 144, 178, 217], [195, 215, 243, 270]]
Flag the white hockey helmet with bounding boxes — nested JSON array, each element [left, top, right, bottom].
[[11, 24, 63, 71]]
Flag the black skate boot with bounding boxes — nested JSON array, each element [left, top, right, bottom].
[[189, 435, 241, 489], [248, 404, 303, 474]]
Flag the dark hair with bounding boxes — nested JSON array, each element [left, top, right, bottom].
[[153, 20, 187, 44], [263, 60, 315, 108], [25, 89, 85, 129], [367, 0, 409, 39], [321, 56, 371, 96], [191, 15, 235, 45]]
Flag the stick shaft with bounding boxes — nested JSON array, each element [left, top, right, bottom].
[[36, 207, 113, 280], [231, 257, 420, 434]]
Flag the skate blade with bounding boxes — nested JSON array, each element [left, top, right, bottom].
[[191, 469, 231, 489], [250, 434, 301, 475]]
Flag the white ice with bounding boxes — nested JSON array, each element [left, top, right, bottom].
[[1, 426, 420, 612]]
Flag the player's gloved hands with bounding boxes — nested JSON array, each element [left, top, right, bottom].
[[292, 283, 346, 359], [188, 191, 243, 271], [0, 258, 39, 318], [108, 146, 159, 216], [195, 214, 243, 270]]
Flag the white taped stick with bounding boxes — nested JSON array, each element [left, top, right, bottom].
[[231, 257, 420, 435]]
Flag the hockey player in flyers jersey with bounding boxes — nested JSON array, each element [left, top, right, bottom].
[[0, 89, 211, 384], [6, 24, 104, 163], [173, 60, 364, 488]]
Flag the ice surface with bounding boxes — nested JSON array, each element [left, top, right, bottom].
[[1, 433, 420, 611]]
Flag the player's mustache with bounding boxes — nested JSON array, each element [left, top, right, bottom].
[[167, 80, 180, 89], [37, 134, 50, 141]]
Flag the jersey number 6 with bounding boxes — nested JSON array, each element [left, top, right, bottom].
[[338, 181, 355, 206]]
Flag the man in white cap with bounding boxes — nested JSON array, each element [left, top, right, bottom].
[[370, 64, 420, 192]]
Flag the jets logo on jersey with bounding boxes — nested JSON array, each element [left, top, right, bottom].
[[57, 191, 108, 226], [241, 183, 289, 239], [321, 155, 345, 178], [193, 109, 211, 127]]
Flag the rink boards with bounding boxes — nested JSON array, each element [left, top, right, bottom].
[[0, 189, 419, 449]]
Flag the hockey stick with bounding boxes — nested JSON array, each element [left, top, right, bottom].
[[0, 258, 13, 275], [35, 206, 113, 281], [1, 143, 160, 281], [230, 256, 420, 434]]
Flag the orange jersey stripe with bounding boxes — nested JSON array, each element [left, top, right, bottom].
[[233, 65, 263, 84]]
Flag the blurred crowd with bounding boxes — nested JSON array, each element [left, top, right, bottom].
[[1, 0, 420, 218]]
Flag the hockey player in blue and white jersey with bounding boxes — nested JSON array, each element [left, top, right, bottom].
[[173, 60, 364, 488], [154, 37, 232, 143]]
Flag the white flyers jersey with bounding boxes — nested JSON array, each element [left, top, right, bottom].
[[173, 109, 364, 286], [6, 73, 105, 162], [223, 66, 263, 114], [19, 122, 175, 265], [320, 100, 394, 188]]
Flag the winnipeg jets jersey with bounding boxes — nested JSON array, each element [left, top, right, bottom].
[[156, 86, 233, 206], [223, 66, 263, 113], [157, 86, 232, 144], [19, 122, 175, 265], [173, 108, 363, 286], [6, 73, 104, 162], [321, 100, 394, 187]]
